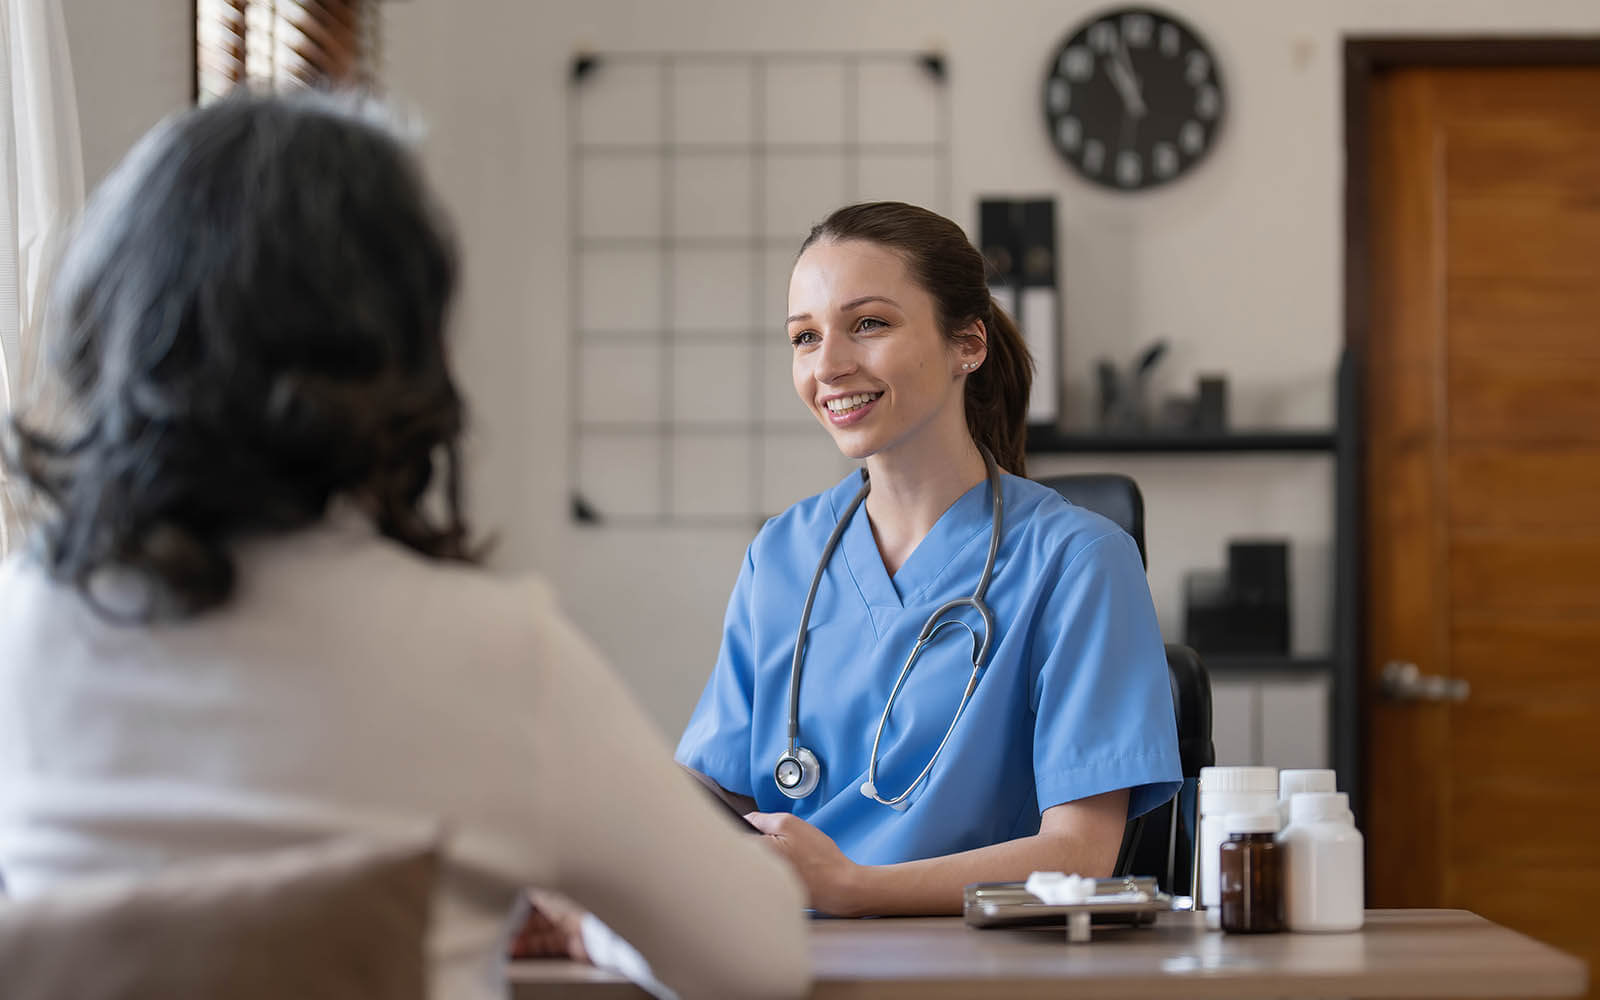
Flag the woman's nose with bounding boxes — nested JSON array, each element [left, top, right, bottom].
[[814, 334, 856, 383]]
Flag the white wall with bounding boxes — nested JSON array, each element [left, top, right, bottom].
[[373, 0, 1600, 744], [58, 1, 1600, 756], [60, 0, 191, 186]]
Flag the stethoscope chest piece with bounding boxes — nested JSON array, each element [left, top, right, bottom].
[[773, 746, 821, 799]]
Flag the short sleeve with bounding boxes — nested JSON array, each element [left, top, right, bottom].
[[1030, 530, 1182, 819], [674, 544, 759, 797]]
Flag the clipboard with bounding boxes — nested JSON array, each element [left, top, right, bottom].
[[682, 764, 763, 833]]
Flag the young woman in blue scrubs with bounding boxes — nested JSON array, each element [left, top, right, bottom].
[[676, 202, 1181, 917]]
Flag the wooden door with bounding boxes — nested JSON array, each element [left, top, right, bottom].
[[1364, 65, 1600, 989]]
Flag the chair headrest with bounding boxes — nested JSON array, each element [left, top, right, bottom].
[[0, 833, 439, 1000], [1035, 474, 1147, 568]]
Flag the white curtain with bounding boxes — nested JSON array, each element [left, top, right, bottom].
[[0, 0, 83, 555]]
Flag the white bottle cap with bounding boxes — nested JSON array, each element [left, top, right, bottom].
[[1289, 791, 1352, 824], [1224, 811, 1282, 835], [1199, 766, 1278, 794], [1279, 769, 1337, 801]]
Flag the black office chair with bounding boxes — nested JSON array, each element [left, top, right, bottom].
[[1036, 473, 1216, 896]]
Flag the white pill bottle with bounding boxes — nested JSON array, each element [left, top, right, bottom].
[[1279, 791, 1365, 932], [1197, 766, 1278, 928], [1277, 768, 1337, 826]]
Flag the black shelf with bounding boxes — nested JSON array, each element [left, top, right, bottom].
[[1027, 427, 1337, 454], [1200, 655, 1331, 676]]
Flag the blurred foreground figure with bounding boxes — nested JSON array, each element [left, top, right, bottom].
[[0, 93, 808, 1000]]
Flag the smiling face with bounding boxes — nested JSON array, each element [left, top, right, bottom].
[[787, 239, 983, 464]]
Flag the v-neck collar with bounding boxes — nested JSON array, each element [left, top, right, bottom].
[[830, 470, 1000, 611]]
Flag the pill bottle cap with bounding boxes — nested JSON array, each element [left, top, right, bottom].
[[1279, 769, 1337, 800], [1289, 792, 1352, 824], [1199, 766, 1278, 794]]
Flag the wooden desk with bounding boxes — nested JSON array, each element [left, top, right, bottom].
[[508, 909, 1588, 999]]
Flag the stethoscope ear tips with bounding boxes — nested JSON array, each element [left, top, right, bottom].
[[859, 779, 877, 799]]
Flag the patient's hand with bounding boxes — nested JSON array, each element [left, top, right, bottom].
[[507, 888, 590, 962]]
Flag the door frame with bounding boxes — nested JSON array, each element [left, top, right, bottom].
[[1338, 36, 1600, 828]]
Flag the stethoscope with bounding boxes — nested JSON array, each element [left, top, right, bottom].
[[773, 446, 1003, 809]]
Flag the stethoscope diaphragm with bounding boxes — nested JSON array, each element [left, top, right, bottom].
[[773, 746, 820, 799]]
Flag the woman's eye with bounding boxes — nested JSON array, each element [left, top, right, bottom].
[[790, 330, 819, 346], [856, 317, 887, 332]]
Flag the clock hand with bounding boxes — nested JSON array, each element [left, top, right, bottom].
[[1118, 110, 1139, 158], [1110, 35, 1147, 117], [1107, 59, 1147, 118]]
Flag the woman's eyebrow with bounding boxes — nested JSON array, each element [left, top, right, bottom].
[[841, 295, 901, 312], [786, 295, 902, 324]]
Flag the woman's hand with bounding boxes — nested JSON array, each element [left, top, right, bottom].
[[745, 811, 867, 917], [507, 888, 590, 962]]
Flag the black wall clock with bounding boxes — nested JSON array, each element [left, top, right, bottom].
[[1042, 7, 1225, 191]]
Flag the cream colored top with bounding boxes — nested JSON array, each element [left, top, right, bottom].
[[0, 514, 809, 1000]]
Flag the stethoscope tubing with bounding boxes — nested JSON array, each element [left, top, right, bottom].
[[783, 446, 1004, 803], [786, 473, 869, 750]]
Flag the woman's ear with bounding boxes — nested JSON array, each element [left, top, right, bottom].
[[953, 319, 988, 374]]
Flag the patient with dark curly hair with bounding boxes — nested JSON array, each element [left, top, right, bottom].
[[0, 93, 806, 1000]]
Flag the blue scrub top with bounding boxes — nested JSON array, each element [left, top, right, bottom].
[[675, 470, 1182, 867]]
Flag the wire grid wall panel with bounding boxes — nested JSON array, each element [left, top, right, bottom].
[[570, 52, 950, 527]]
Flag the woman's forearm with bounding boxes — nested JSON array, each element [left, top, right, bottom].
[[748, 790, 1131, 919], [832, 790, 1131, 917], [843, 829, 1112, 917]]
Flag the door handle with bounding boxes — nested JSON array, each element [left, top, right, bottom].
[[1380, 661, 1470, 703]]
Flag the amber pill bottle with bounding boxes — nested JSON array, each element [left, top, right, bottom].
[[1219, 811, 1284, 934]]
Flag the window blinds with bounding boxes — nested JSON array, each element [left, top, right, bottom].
[[197, 0, 377, 103]]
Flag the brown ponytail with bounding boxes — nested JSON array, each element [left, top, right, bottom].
[[966, 297, 1033, 476], [801, 202, 1034, 476]]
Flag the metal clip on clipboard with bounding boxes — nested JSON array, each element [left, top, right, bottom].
[[963, 876, 1189, 943]]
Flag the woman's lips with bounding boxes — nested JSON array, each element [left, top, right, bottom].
[[825, 395, 878, 426]]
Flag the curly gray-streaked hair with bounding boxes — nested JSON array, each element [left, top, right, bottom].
[[4, 91, 476, 619]]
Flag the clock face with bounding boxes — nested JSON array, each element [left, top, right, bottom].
[[1042, 7, 1225, 191]]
